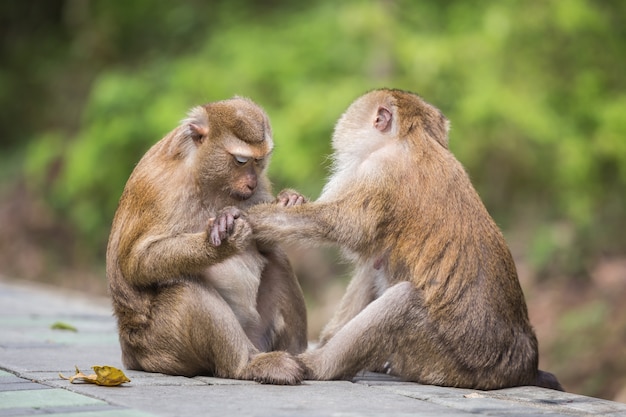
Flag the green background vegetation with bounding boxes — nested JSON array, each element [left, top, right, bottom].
[[1, 0, 624, 401]]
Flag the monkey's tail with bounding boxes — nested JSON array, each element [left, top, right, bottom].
[[534, 370, 564, 391]]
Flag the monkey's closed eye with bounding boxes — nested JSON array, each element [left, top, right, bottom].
[[233, 155, 250, 165]]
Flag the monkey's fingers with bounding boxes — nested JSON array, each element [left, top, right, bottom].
[[224, 213, 236, 233], [221, 206, 242, 219], [229, 207, 242, 219], [287, 194, 305, 207], [209, 219, 222, 246], [210, 227, 222, 246], [276, 189, 307, 207], [217, 214, 230, 241], [207, 218, 222, 246], [277, 195, 289, 206]]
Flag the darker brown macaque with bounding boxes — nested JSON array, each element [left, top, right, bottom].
[[106, 97, 307, 385], [248, 89, 563, 391]]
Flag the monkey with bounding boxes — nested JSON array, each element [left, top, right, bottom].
[[247, 88, 563, 391], [106, 97, 308, 385]]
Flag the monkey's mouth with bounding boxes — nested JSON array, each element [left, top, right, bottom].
[[230, 190, 254, 201]]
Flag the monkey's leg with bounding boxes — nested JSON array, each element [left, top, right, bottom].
[[299, 281, 421, 380], [300, 281, 541, 389], [252, 247, 308, 355], [318, 263, 377, 346], [127, 281, 303, 384]]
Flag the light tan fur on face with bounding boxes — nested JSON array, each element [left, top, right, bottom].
[[223, 136, 272, 161]]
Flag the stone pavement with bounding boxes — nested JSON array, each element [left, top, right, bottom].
[[1, 279, 625, 417]]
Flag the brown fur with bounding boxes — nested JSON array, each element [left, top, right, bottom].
[[106, 97, 307, 384], [247, 89, 563, 390]]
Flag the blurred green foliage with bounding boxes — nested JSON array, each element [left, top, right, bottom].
[[3, 0, 626, 270], [2, 0, 626, 401]]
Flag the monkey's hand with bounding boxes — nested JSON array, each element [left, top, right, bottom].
[[207, 206, 252, 250], [275, 189, 308, 208]]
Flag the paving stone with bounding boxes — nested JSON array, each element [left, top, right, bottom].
[[0, 382, 50, 392], [193, 375, 258, 385], [0, 388, 105, 409], [2, 280, 626, 417], [63, 380, 472, 417], [485, 386, 626, 417], [0, 404, 154, 417]]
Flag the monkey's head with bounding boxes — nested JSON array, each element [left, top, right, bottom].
[[332, 89, 450, 165], [176, 97, 274, 203]]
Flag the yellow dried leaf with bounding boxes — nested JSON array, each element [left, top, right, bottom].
[[59, 366, 93, 383], [59, 365, 130, 386], [91, 365, 131, 386]]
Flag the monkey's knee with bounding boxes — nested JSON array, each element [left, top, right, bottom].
[[243, 351, 304, 385]]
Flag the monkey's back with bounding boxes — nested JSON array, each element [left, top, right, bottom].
[[106, 130, 204, 328], [375, 144, 539, 387]]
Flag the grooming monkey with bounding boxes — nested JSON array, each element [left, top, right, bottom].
[[106, 97, 307, 384], [248, 89, 563, 390]]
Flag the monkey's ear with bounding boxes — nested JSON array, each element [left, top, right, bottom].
[[188, 123, 208, 144], [183, 106, 210, 146], [374, 106, 392, 133]]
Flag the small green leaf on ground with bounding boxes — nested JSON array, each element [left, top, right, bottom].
[[50, 321, 78, 332]]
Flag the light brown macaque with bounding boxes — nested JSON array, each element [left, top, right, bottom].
[[248, 89, 563, 390], [106, 97, 307, 384]]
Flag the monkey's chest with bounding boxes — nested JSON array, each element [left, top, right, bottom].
[[203, 249, 266, 330]]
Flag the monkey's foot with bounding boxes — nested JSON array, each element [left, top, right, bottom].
[[245, 351, 304, 385]]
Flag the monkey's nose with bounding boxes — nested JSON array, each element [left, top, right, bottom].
[[246, 177, 258, 191]]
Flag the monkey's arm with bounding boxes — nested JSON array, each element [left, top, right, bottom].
[[248, 200, 369, 252], [248, 203, 330, 245], [119, 213, 251, 287], [120, 233, 210, 286]]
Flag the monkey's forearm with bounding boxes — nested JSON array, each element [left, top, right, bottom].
[[248, 203, 352, 249], [120, 231, 232, 286]]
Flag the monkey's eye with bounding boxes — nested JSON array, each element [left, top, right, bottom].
[[233, 155, 250, 165]]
